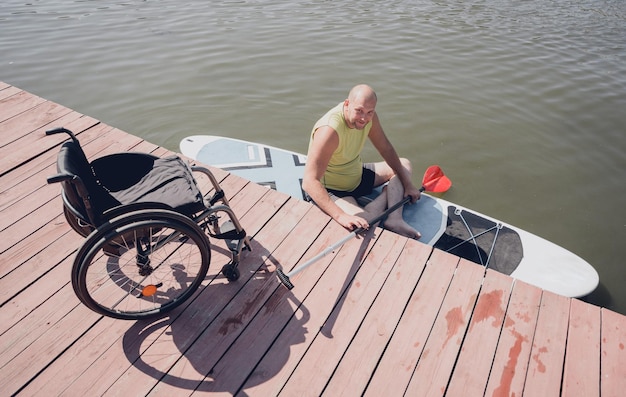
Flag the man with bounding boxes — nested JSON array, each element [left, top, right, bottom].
[[302, 84, 422, 239]]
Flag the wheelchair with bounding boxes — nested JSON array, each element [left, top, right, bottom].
[[46, 127, 251, 320]]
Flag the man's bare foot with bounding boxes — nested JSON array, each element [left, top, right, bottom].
[[383, 218, 421, 239]]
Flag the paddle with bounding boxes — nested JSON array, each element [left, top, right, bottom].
[[421, 164, 452, 194], [276, 165, 452, 289]]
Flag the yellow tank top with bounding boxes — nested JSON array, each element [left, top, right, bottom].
[[310, 102, 371, 191]]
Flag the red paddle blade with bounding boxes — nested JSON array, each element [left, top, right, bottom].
[[423, 165, 444, 182], [421, 165, 452, 193]]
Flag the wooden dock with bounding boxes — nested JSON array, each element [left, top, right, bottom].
[[1, 81, 624, 396]]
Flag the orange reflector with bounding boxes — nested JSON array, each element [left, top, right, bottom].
[[142, 284, 158, 297]]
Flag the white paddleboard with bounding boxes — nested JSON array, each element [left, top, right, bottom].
[[181, 135, 598, 298]]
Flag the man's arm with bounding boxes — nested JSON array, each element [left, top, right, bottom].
[[302, 126, 370, 230], [368, 113, 421, 202]]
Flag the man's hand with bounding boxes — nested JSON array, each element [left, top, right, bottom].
[[335, 213, 369, 231], [405, 183, 422, 203]]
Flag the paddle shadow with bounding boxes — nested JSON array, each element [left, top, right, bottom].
[[319, 227, 377, 338]]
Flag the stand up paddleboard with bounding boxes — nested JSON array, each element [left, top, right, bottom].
[[180, 135, 598, 298]]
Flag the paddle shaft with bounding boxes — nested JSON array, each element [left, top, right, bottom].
[[281, 196, 411, 280]]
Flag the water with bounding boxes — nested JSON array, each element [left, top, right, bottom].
[[1, 0, 624, 314]]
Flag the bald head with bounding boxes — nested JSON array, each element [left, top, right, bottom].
[[348, 84, 377, 104], [343, 84, 378, 130]]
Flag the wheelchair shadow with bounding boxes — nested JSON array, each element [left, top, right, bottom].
[[120, 239, 311, 395]]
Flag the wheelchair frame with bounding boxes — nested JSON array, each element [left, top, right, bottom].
[[47, 127, 251, 320]]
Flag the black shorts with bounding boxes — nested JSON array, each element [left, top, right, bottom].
[[326, 167, 376, 199]]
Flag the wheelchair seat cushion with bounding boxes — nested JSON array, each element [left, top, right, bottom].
[[94, 155, 205, 216]]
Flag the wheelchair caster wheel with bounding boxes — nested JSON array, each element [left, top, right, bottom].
[[222, 263, 240, 282]]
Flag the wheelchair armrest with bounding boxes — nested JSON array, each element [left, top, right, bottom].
[[47, 173, 74, 184], [190, 165, 227, 204]]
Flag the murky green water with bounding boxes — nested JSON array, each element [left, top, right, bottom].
[[1, 0, 624, 313]]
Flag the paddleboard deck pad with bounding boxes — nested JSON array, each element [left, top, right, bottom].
[[181, 135, 598, 297]]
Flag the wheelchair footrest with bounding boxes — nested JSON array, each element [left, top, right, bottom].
[[211, 220, 246, 241], [226, 238, 241, 253]]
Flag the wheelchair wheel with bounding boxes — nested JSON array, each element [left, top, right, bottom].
[[72, 209, 211, 320]]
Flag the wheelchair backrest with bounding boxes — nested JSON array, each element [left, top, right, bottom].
[[47, 127, 207, 231], [48, 140, 120, 226]]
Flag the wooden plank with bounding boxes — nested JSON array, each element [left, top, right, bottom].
[[0, 85, 22, 102], [0, 100, 72, 147], [81, 126, 146, 159], [322, 239, 431, 396], [0, 124, 158, 215], [0, 231, 81, 335], [277, 230, 403, 397], [0, 90, 47, 123], [132, 199, 313, 397], [61, 187, 289, 396], [22, 195, 292, 396], [190, 207, 329, 395], [0, 121, 115, 233], [2, 119, 239, 394], [0, 122, 137, 214], [0, 199, 62, 254], [148, 205, 333, 396], [446, 269, 514, 396], [404, 259, 486, 396], [23, 182, 272, 396], [234, 221, 363, 397], [0, 125, 144, 255], [562, 298, 601, 397], [601, 308, 626, 396], [0, 215, 80, 305], [0, 259, 80, 368], [0, 142, 64, 210], [0, 86, 23, 103], [0, 117, 105, 193], [16, 315, 131, 396], [0, 284, 101, 396], [19, 182, 262, 395], [363, 249, 459, 397], [0, 112, 99, 176], [0, 81, 13, 93], [0, 82, 623, 397], [484, 280, 542, 397], [523, 291, 570, 396]]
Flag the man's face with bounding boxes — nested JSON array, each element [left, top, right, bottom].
[[344, 96, 376, 130]]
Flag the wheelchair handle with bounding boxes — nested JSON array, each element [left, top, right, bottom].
[[46, 127, 79, 144]]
